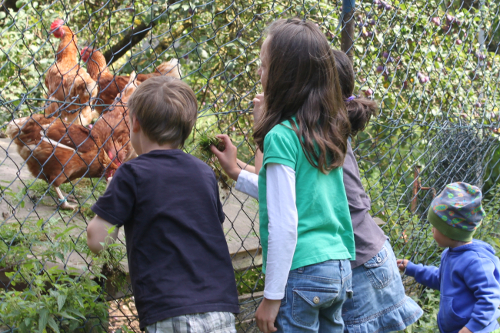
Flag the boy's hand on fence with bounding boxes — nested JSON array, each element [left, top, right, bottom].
[[255, 298, 280, 333], [458, 327, 472, 333], [210, 134, 240, 181], [253, 93, 264, 125], [396, 259, 408, 272]]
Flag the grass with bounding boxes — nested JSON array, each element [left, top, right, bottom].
[[197, 132, 225, 158], [19, 178, 108, 219], [27, 178, 107, 203]]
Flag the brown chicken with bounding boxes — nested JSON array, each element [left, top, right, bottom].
[[45, 19, 98, 126], [91, 72, 139, 166], [80, 47, 181, 114], [7, 114, 119, 210]]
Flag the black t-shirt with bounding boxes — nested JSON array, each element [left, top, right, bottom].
[[91, 149, 239, 329]]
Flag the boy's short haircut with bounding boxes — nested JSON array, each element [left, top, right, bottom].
[[128, 76, 198, 147]]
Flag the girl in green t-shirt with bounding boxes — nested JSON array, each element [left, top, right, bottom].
[[216, 18, 356, 333]]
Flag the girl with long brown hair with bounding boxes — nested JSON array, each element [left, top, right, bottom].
[[213, 49, 424, 332], [214, 18, 355, 332]]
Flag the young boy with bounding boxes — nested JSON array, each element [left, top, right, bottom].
[[398, 182, 500, 333], [87, 76, 239, 332]]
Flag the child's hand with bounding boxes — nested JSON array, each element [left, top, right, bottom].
[[396, 259, 408, 272], [253, 93, 264, 125], [458, 327, 472, 333], [255, 298, 280, 333], [210, 134, 240, 181]]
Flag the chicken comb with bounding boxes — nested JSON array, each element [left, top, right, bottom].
[[80, 46, 90, 59], [50, 19, 64, 33]]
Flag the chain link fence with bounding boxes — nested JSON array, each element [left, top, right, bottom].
[[0, 0, 499, 331]]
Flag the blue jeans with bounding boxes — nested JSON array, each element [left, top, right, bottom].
[[275, 259, 352, 333]]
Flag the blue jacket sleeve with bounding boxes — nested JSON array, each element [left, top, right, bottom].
[[464, 256, 500, 332], [405, 261, 441, 290]]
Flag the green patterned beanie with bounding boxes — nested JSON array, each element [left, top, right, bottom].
[[428, 182, 485, 242]]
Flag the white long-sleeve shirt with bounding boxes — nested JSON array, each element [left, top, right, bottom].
[[235, 165, 297, 300]]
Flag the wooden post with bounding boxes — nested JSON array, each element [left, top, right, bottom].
[[411, 165, 436, 213], [341, 0, 356, 63], [411, 166, 421, 213]]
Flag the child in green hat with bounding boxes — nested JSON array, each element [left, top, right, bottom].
[[398, 182, 500, 333]]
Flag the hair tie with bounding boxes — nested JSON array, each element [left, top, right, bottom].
[[344, 95, 356, 102]]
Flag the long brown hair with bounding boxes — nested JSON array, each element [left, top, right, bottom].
[[332, 49, 378, 136], [254, 18, 351, 173]]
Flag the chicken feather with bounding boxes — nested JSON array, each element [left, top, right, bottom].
[[44, 19, 98, 126]]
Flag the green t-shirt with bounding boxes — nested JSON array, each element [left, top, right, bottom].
[[258, 119, 355, 273]]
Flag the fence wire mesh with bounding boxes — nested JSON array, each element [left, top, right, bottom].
[[0, 0, 499, 331]]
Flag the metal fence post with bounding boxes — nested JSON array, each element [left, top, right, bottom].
[[341, 0, 355, 63]]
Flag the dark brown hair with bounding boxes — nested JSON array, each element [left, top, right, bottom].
[[332, 49, 378, 136], [253, 18, 351, 173], [128, 76, 197, 148]]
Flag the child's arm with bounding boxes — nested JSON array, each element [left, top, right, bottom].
[[462, 256, 500, 333], [397, 259, 440, 290], [210, 134, 242, 181], [237, 158, 255, 174], [256, 163, 297, 333], [87, 215, 119, 254], [211, 135, 259, 199], [88, 164, 136, 253], [211, 92, 263, 182]]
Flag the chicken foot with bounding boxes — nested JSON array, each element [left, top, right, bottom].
[[57, 188, 78, 203], [55, 186, 78, 210]]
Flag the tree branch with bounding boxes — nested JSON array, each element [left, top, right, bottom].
[[104, 20, 157, 65], [1, 0, 18, 14], [461, 0, 479, 9]]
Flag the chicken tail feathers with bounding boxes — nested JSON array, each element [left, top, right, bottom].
[[157, 58, 181, 79]]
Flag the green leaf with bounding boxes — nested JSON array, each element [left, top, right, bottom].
[[200, 49, 209, 59], [67, 308, 86, 319], [57, 293, 66, 311], [55, 225, 77, 240], [37, 218, 44, 228], [55, 252, 64, 262], [0, 12, 6, 19], [47, 316, 60, 333], [58, 311, 76, 320], [38, 308, 49, 333], [169, 3, 181, 10], [75, 295, 84, 308], [107, 225, 116, 235]]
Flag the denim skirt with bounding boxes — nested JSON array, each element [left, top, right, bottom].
[[342, 240, 423, 333]]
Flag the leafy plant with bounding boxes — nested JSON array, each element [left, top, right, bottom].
[[234, 267, 264, 295], [0, 219, 112, 332], [197, 133, 226, 158], [403, 289, 440, 332]]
